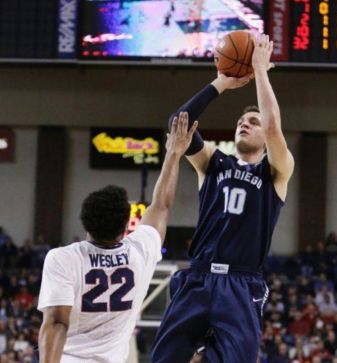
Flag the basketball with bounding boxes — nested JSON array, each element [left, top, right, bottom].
[[214, 31, 255, 78]]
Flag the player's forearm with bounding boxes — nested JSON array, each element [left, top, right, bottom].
[[151, 150, 180, 210], [254, 66, 281, 131], [39, 322, 68, 363], [169, 84, 219, 131]]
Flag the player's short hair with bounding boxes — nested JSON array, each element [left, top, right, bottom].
[[243, 105, 260, 114], [80, 185, 131, 242]]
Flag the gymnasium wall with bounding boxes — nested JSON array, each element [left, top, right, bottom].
[[326, 135, 337, 235], [0, 128, 38, 245], [0, 66, 336, 132]]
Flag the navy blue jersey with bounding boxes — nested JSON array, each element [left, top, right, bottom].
[[188, 149, 284, 267]]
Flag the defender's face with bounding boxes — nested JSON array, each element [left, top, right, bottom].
[[235, 112, 265, 153]]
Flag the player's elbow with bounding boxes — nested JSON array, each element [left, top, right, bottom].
[[151, 201, 172, 213]]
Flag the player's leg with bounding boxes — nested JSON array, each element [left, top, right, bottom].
[[150, 269, 210, 363], [207, 273, 268, 363]]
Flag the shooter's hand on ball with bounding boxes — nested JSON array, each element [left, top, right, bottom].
[[211, 72, 254, 94], [252, 34, 275, 71], [166, 112, 198, 156]]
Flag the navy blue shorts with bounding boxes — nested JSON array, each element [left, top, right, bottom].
[[150, 263, 269, 363]]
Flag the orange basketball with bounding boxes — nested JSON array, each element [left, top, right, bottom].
[[214, 31, 255, 78]]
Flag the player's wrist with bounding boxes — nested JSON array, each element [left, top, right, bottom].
[[253, 64, 268, 73], [166, 150, 183, 159], [211, 78, 227, 94]]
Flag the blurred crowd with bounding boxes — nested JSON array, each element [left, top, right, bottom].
[[0, 227, 51, 363], [2, 227, 337, 363]]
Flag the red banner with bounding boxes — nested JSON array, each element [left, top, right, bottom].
[[0, 126, 15, 162], [269, 0, 290, 61]]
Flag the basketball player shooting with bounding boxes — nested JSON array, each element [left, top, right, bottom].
[[151, 34, 294, 363], [36, 113, 198, 363]]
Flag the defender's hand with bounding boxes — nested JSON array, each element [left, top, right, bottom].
[[166, 112, 198, 157], [252, 34, 275, 71]]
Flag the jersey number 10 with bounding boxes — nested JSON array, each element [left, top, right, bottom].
[[82, 268, 135, 313], [223, 187, 247, 215]]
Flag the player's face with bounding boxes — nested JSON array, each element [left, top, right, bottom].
[[235, 112, 265, 154]]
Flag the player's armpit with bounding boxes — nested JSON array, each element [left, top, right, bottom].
[[186, 141, 216, 174], [186, 141, 217, 186], [39, 306, 72, 363]]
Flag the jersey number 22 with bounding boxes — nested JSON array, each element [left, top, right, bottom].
[[82, 268, 135, 312]]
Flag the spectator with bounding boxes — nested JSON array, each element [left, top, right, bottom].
[[325, 331, 337, 356], [13, 333, 29, 353], [0, 228, 8, 248], [17, 240, 34, 270], [313, 241, 329, 275], [289, 337, 310, 359], [288, 312, 311, 337], [314, 273, 334, 293], [310, 340, 331, 361], [289, 349, 310, 363], [6, 317, 17, 338], [315, 285, 335, 309], [319, 295, 337, 322], [325, 232, 337, 254], [0, 271, 9, 292], [270, 343, 291, 363], [267, 292, 285, 314], [297, 277, 315, 300], [0, 300, 8, 321], [32, 235, 50, 269], [301, 302, 319, 329], [14, 287, 34, 311], [26, 274, 40, 297], [6, 277, 19, 299], [0, 238, 17, 270]]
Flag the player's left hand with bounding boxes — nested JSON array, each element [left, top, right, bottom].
[[252, 34, 275, 71]]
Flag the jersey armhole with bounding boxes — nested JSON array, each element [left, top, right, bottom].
[[263, 155, 286, 206], [199, 149, 228, 195]]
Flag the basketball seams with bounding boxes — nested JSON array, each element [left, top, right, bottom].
[[218, 60, 251, 71], [215, 49, 251, 67], [235, 33, 250, 77], [228, 34, 239, 61]]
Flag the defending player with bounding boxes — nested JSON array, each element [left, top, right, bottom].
[[151, 35, 294, 363], [37, 113, 198, 363]]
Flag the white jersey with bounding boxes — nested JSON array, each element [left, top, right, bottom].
[[38, 225, 162, 363]]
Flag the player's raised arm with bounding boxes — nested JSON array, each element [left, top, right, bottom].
[[141, 112, 198, 243], [169, 73, 253, 180], [252, 34, 294, 200]]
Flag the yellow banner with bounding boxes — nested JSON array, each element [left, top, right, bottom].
[[92, 133, 159, 155]]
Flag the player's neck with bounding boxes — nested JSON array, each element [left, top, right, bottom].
[[86, 233, 122, 248], [236, 151, 264, 164]]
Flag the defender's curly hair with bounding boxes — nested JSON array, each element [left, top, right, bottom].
[[80, 185, 131, 242]]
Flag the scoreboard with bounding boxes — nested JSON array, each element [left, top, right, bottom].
[[268, 0, 337, 63]]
